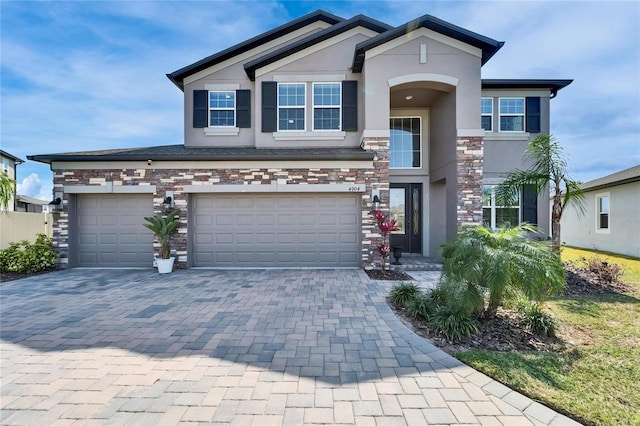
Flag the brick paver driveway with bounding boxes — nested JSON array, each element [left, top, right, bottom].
[[0, 269, 578, 425]]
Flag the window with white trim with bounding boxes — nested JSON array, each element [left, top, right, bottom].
[[390, 117, 421, 168], [278, 83, 305, 131], [499, 97, 525, 132], [481, 97, 493, 131], [596, 193, 610, 231], [312, 83, 341, 130], [209, 91, 235, 127], [483, 185, 520, 228]]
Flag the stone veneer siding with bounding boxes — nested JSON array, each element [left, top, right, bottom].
[[456, 136, 483, 226], [51, 156, 389, 269]]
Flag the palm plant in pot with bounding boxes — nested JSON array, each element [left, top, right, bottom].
[[143, 209, 180, 273]]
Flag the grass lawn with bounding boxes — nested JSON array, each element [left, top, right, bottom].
[[456, 247, 640, 425]]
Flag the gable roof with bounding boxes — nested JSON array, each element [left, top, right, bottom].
[[27, 145, 375, 163], [244, 14, 392, 81], [352, 14, 504, 72], [579, 165, 640, 192], [0, 150, 24, 164], [482, 79, 573, 97], [167, 10, 344, 90]]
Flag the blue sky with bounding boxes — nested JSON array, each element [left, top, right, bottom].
[[2, 0, 639, 200]]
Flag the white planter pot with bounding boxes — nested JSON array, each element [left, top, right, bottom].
[[156, 257, 175, 274]]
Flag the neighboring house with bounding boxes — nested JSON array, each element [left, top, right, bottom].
[[0, 150, 24, 211], [560, 165, 640, 258], [15, 195, 49, 213], [29, 10, 571, 269]]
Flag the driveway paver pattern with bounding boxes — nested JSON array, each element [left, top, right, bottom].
[[0, 269, 580, 425]]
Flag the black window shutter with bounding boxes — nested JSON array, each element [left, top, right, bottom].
[[193, 90, 208, 128], [236, 89, 250, 128], [526, 97, 541, 133], [342, 80, 358, 132], [521, 184, 538, 225], [262, 82, 277, 132]]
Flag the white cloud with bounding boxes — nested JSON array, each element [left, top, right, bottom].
[[16, 173, 51, 201]]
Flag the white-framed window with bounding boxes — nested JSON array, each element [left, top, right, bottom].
[[312, 82, 341, 131], [499, 97, 525, 132], [278, 83, 306, 131], [482, 185, 520, 229], [596, 193, 610, 233], [390, 117, 421, 168], [209, 91, 235, 127], [481, 97, 493, 131]]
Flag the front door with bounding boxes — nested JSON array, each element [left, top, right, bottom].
[[389, 184, 422, 253]]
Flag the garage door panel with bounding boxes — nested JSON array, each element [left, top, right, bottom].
[[192, 194, 359, 267], [76, 194, 152, 267]]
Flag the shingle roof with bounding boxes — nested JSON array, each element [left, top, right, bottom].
[[482, 79, 573, 97], [0, 150, 24, 164], [579, 165, 640, 192], [243, 15, 392, 81], [352, 14, 504, 72], [27, 145, 375, 164], [166, 10, 344, 90]]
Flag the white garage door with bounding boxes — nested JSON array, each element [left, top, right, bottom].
[[75, 194, 153, 267], [192, 194, 360, 267]]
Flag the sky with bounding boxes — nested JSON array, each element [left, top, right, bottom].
[[2, 0, 639, 201]]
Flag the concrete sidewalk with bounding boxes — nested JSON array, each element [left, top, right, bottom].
[[0, 269, 580, 425]]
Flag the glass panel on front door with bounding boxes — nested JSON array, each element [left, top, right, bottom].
[[389, 188, 405, 234]]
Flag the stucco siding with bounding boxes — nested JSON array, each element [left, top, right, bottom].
[[561, 182, 640, 258]]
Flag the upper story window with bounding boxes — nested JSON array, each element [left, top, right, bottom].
[[483, 185, 520, 229], [390, 117, 421, 168], [313, 83, 341, 131], [481, 97, 493, 131], [278, 83, 305, 131], [596, 193, 610, 232], [209, 91, 235, 127], [499, 98, 525, 132]]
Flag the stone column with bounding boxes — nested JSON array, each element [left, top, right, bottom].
[[456, 136, 483, 227], [360, 136, 390, 269]]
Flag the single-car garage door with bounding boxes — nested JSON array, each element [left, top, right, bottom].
[[75, 194, 153, 267], [192, 194, 360, 267]]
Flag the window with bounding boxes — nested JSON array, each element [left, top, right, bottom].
[[278, 83, 305, 131], [390, 117, 421, 168], [499, 97, 525, 132], [313, 83, 341, 130], [483, 185, 520, 229], [596, 193, 610, 232], [481, 97, 493, 131], [209, 91, 235, 127]]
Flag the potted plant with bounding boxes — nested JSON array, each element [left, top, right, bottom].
[[143, 209, 180, 273]]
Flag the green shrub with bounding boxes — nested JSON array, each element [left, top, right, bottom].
[[405, 293, 433, 320], [0, 234, 57, 273], [431, 305, 479, 341], [517, 300, 557, 337], [390, 282, 421, 306]]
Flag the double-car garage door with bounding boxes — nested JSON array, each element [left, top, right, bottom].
[[73, 193, 360, 268], [192, 194, 360, 267]]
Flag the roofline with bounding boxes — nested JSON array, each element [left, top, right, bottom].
[[578, 165, 640, 192], [482, 79, 573, 97], [0, 150, 24, 164], [352, 14, 504, 72], [166, 10, 344, 90], [27, 146, 375, 164], [244, 15, 393, 81]]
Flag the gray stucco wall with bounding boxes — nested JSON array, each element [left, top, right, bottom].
[[560, 182, 640, 258]]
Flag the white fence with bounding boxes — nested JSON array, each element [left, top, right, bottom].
[[0, 211, 53, 249]]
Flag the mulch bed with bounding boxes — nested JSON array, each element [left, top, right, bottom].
[[386, 260, 631, 354], [365, 269, 413, 281], [0, 271, 52, 283]]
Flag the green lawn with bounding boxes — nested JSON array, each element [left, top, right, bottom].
[[456, 247, 640, 425]]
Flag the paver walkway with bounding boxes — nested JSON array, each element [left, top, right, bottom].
[[0, 269, 580, 425]]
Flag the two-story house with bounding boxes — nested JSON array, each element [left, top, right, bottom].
[[1, 150, 23, 212], [29, 10, 571, 269]]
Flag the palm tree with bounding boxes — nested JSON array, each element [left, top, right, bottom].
[[441, 224, 565, 317], [495, 135, 584, 253], [0, 172, 16, 211]]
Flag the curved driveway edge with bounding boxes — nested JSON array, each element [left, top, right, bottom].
[[0, 269, 580, 425]]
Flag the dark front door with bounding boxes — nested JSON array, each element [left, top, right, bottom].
[[389, 184, 422, 253]]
